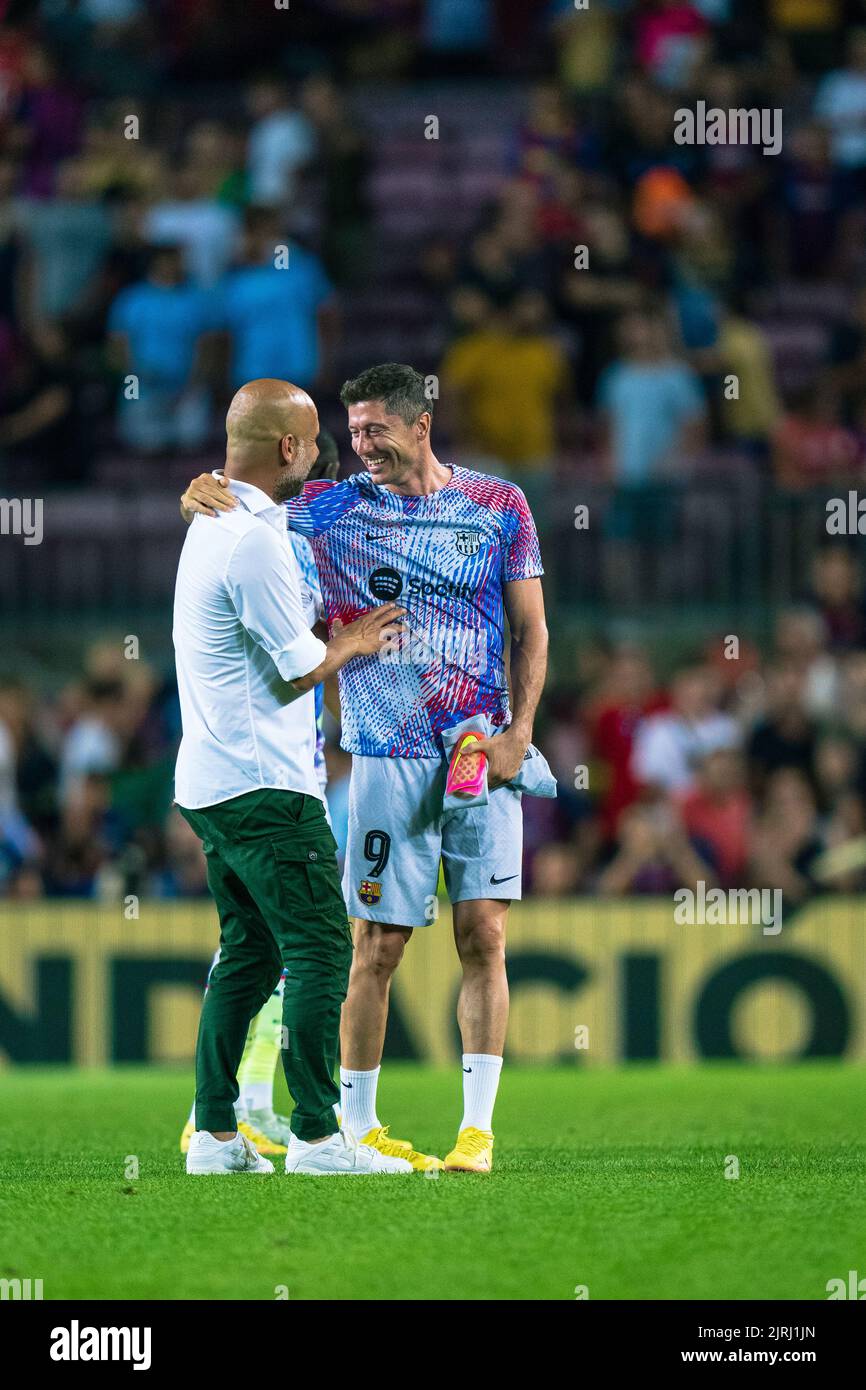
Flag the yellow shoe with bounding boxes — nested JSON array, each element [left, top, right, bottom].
[[444, 1127, 494, 1173], [180, 1118, 286, 1157], [238, 1119, 287, 1157], [362, 1125, 444, 1173]]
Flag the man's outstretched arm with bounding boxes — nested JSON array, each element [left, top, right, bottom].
[[181, 470, 361, 536], [226, 525, 405, 693], [290, 607, 405, 692]]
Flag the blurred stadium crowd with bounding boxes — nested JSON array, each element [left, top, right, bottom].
[[6, 542, 866, 899], [5, 1, 866, 486], [4, 0, 866, 899]]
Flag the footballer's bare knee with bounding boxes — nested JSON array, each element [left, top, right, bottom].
[[452, 903, 508, 971], [351, 919, 412, 978]]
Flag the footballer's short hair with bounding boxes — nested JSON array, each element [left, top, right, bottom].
[[339, 363, 432, 425]]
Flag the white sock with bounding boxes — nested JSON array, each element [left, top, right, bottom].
[[460, 1053, 503, 1132], [339, 1065, 381, 1138], [187, 1098, 196, 1127], [238, 1082, 271, 1113]]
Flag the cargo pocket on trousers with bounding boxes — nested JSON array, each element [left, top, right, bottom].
[[271, 840, 353, 950]]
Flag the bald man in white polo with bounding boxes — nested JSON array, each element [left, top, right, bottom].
[[175, 379, 411, 1176]]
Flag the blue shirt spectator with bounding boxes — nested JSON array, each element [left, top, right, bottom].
[[108, 252, 218, 390], [597, 312, 705, 483], [220, 239, 333, 389], [108, 245, 217, 452]]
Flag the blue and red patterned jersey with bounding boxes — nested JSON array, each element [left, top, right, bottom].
[[288, 530, 327, 789], [283, 465, 543, 758]]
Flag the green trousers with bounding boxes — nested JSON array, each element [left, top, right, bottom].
[[179, 788, 353, 1141]]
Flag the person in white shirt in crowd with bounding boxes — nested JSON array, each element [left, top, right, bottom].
[[246, 79, 316, 206], [144, 164, 240, 287], [631, 664, 740, 797], [773, 606, 839, 720], [58, 677, 125, 808], [815, 30, 866, 173]]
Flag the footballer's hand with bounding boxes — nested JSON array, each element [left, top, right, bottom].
[[473, 729, 529, 790], [332, 605, 407, 658], [181, 473, 238, 520]]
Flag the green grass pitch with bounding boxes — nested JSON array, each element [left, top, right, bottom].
[[1, 1063, 864, 1301]]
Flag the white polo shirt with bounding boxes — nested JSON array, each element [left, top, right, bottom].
[[173, 478, 327, 809]]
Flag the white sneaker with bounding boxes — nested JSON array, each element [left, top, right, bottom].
[[186, 1129, 275, 1175], [242, 1107, 294, 1147], [285, 1128, 413, 1175]]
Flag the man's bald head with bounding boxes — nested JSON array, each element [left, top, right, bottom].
[[226, 379, 318, 449], [224, 379, 320, 501]]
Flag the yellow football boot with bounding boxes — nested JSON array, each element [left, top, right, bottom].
[[181, 1119, 286, 1156], [444, 1127, 494, 1173], [237, 1119, 287, 1156], [361, 1125, 444, 1172]]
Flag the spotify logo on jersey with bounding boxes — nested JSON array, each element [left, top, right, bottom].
[[369, 566, 403, 601]]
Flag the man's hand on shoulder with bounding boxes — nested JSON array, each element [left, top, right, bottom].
[[180, 473, 238, 523]]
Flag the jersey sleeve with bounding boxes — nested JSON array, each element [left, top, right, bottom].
[[501, 485, 544, 582], [283, 475, 366, 538], [289, 532, 325, 623]]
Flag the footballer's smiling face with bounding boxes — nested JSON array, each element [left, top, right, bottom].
[[347, 400, 429, 489]]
